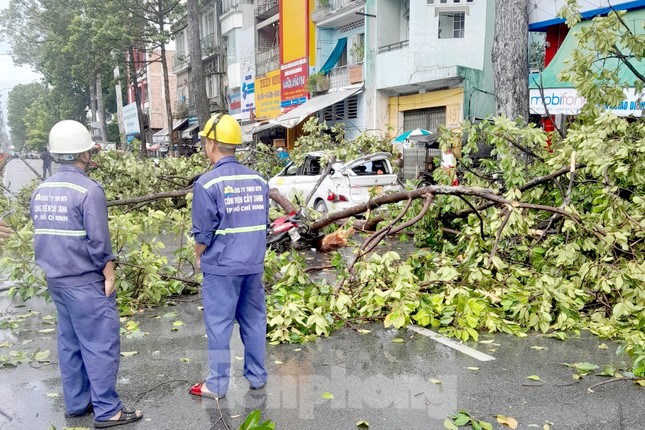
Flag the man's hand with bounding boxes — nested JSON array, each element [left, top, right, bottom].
[[0, 221, 12, 241], [195, 243, 207, 274], [103, 261, 116, 297]]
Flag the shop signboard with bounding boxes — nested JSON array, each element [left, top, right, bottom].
[[255, 69, 281, 120], [123, 102, 140, 135], [280, 57, 308, 112], [529, 88, 644, 116]]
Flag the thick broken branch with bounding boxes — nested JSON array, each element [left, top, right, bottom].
[[269, 188, 297, 213], [107, 189, 192, 207], [450, 164, 585, 220], [311, 184, 582, 232], [305, 155, 335, 206]]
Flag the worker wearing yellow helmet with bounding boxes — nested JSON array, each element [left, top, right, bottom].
[[190, 114, 269, 400]]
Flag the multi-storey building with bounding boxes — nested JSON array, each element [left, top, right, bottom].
[[125, 48, 177, 148], [172, 0, 226, 145]]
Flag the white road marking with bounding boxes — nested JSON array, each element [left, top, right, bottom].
[[408, 325, 496, 362]]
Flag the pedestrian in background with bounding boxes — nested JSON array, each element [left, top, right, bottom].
[[190, 114, 269, 400], [41, 147, 53, 178], [29, 120, 142, 428]]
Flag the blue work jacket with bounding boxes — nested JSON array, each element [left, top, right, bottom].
[[30, 165, 114, 287], [192, 156, 269, 275]]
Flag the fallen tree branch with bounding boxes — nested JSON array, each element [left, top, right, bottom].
[[311, 184, 582, 232], [269, 188, 297, 213], [449, 164, 586, 220], [305, 155, 335, 206], [107, 188, 192, 207], [488, 207, 513, 267]]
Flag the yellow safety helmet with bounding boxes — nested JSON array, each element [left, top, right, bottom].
[[198, 114, 243, 145]]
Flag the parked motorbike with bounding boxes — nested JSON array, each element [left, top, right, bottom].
[[266, 199, 323, 252]]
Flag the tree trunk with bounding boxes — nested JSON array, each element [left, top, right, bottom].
[[89, 72, 97, 127], [187, 0, 211, 130], [492, 0, 529, 119], [114, 65, 126, 142], [128, 45, 147, 155], [158, 10, 175, 156], [96, 73, 109, 144]]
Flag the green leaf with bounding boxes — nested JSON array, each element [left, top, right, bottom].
[[356, 421, 369, 429], [322, 392, 334, 400], [526, 375, 542, 381], [120, 351, 138, 357], [443, 418, 459, 430], [430, 378, 442, 385], [391, 338, 404, 343]]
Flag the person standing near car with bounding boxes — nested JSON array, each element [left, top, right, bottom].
[[30, 120, 142, 428], [41, 147, 53, 179], [189, 113, 269, 400]]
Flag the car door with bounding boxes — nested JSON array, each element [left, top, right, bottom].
[[292, 155, 323, 204], [268, 162, 298, 199]]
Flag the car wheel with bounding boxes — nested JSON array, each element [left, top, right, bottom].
[[314, 199, 328, 215]]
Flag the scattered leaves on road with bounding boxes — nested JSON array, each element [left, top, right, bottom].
[[496, 414, 518, 429]]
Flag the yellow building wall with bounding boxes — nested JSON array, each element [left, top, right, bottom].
[[280, 0, 308, 64], [308, 0, 316, 67], [388, 88, 465, 138]]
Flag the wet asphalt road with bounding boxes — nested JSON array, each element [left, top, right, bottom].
[[2, 158, 645, 430], [1, 295, 643, 430]]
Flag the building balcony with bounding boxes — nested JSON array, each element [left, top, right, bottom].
[[256, 46, 280, 76], [201, 33, 223, 59], [173, 54, 190, 73], [221, 0, 253, 16], [312, 0, 366, 26], [378, 39, 409, 54], [256, 0, 278, 20], [328, 62, 363, 89]]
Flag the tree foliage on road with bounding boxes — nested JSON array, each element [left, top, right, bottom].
[[2, 5, 645, 378]]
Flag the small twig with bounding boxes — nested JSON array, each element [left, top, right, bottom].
[[587, 377, 630, 393], [304, 265, 333, 273], [211, 397, 232, 430], [487, 207, 513, 267]]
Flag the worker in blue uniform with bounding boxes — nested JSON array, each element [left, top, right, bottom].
[[189, 114, 269, 399], [29, 120, 142, 428]]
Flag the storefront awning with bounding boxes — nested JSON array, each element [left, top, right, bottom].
[[153, 118, 189, 143], [274, 88, 362, 129], [181, 123, 199, 139], [529, 9, 645, 116]]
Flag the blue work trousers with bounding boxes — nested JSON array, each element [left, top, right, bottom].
[[202, 273, 268, 395], [49, 281, 122, 421]]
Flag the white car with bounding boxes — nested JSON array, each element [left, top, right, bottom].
[[268, 152, 402, 214]]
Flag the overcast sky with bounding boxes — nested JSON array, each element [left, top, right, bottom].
[[0, 0, 43, 126]]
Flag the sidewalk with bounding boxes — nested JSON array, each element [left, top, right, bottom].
[[0, 292, 642, 430]]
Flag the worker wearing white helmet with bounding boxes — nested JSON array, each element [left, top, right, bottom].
[[29, 120, 142, 428]]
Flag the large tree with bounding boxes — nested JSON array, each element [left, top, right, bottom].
[[491, 0, 529, 119], [187, 0, 211, 130], [6, 83, 49, 150]]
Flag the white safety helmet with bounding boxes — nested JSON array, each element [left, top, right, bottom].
[[49, 120, 94, 155]]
